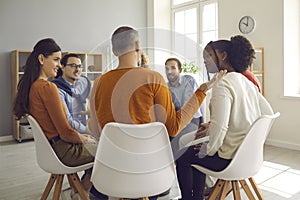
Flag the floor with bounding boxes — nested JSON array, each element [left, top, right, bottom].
[[224, 145, 300, 200], [0, 140, 300, 200], [252, 145, 300, 200]]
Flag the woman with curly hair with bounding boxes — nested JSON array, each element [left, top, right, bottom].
[[176, 35, 273, 199]]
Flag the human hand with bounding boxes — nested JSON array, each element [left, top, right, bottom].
[[194, 122, 210, 140], [195, 127, 207, 140], [194, 142, 207, 158], [193, 122, 210, 156], [206, 69, 227, 90], [81, 134, 97, 144], [80, 110, 90, 116]]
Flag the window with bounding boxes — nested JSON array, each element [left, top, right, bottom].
[[173, 0, 195, 6], [172, 0, 218, 83], [173, 6, 198, 62], [201, 1, 218, 46], [284, 0, 300, 97]]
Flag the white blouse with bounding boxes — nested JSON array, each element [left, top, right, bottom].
[[207, 72, 273, 159]]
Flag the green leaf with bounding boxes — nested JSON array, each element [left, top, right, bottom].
[[182, 61, 201, 74]]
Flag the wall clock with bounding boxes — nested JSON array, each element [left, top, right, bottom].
[[238, 16, 256, 34]]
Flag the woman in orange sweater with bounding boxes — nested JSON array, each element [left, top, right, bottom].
[[13, 38, 97, 194]]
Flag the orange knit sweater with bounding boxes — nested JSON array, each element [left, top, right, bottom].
[[29, 79, 82, 143], [95, 67, 206, 137]]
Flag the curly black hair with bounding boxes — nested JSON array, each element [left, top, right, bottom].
[[208, 35, 255, 72], [230, 35, 255, 72]]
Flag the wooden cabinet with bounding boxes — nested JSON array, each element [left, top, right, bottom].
[[11, 50, 102, 142], [11, 50, 32, 142], [251, 46, 264, 95]]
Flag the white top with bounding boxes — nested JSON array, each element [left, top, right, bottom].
[[207, 72, 273, 159]]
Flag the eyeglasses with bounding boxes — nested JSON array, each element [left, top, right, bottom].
[[65, 63, 82, 69]]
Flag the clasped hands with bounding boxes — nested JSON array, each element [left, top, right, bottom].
[[194, 122, 210, 157]]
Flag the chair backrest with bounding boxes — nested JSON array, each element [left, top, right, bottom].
[[91, 122, 176, 199], [26, 115, 91, 174], [217, 112, 280, 180]]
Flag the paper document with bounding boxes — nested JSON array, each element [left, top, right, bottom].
[[185, 136, 209, 148]]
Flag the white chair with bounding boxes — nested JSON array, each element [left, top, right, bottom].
[[192, 112, 280, 200], [26, 115, 93, 200], [91, 122, 177, 199]]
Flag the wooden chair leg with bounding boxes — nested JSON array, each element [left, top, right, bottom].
[[67, 174, 77, 192], [68, 173, 89, 200], [239, 180, 256, 200], [40, 174, 57, 200], [249, 177, 264, 200], [208, 179, 225, 200], [219, 180, 230, 200], [52, 174, 64, 200], [231, 181, 241, 200]]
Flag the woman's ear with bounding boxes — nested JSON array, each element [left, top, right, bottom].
[[135, 41, 141, 52], [221, 51, 228, 61], [38, 54, 44, 65]]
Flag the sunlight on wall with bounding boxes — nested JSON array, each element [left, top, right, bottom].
[[284, 0, 300, 96]]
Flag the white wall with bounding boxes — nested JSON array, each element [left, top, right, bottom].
[[0, 0, 147, 137], [219, 0, 300, 150], [150, 0, 300, 150]]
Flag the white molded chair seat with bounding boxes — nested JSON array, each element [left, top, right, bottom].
[[192, 112, 280, 200], [27, 115, 93, 200], [91, 122, 177, 199]]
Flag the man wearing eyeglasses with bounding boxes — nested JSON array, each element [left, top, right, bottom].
[[52, 53, 91, 134]]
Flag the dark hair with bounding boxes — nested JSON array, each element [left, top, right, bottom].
[[165, 58, 182, 70], [230, 35, 255, 72], [61, 53, 80, 66], [208, 35, 255, 72], [13, 38, 61, 120], [141, 51, 149, 68], [56, 53, 80, 77]]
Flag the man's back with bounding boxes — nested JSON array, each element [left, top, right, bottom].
[[95, 67, 170, 126], [95, 67, 206, 137]]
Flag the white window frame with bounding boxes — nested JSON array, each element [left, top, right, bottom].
[[171, 3, 199, 61], [199, 0, 218, 48]]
